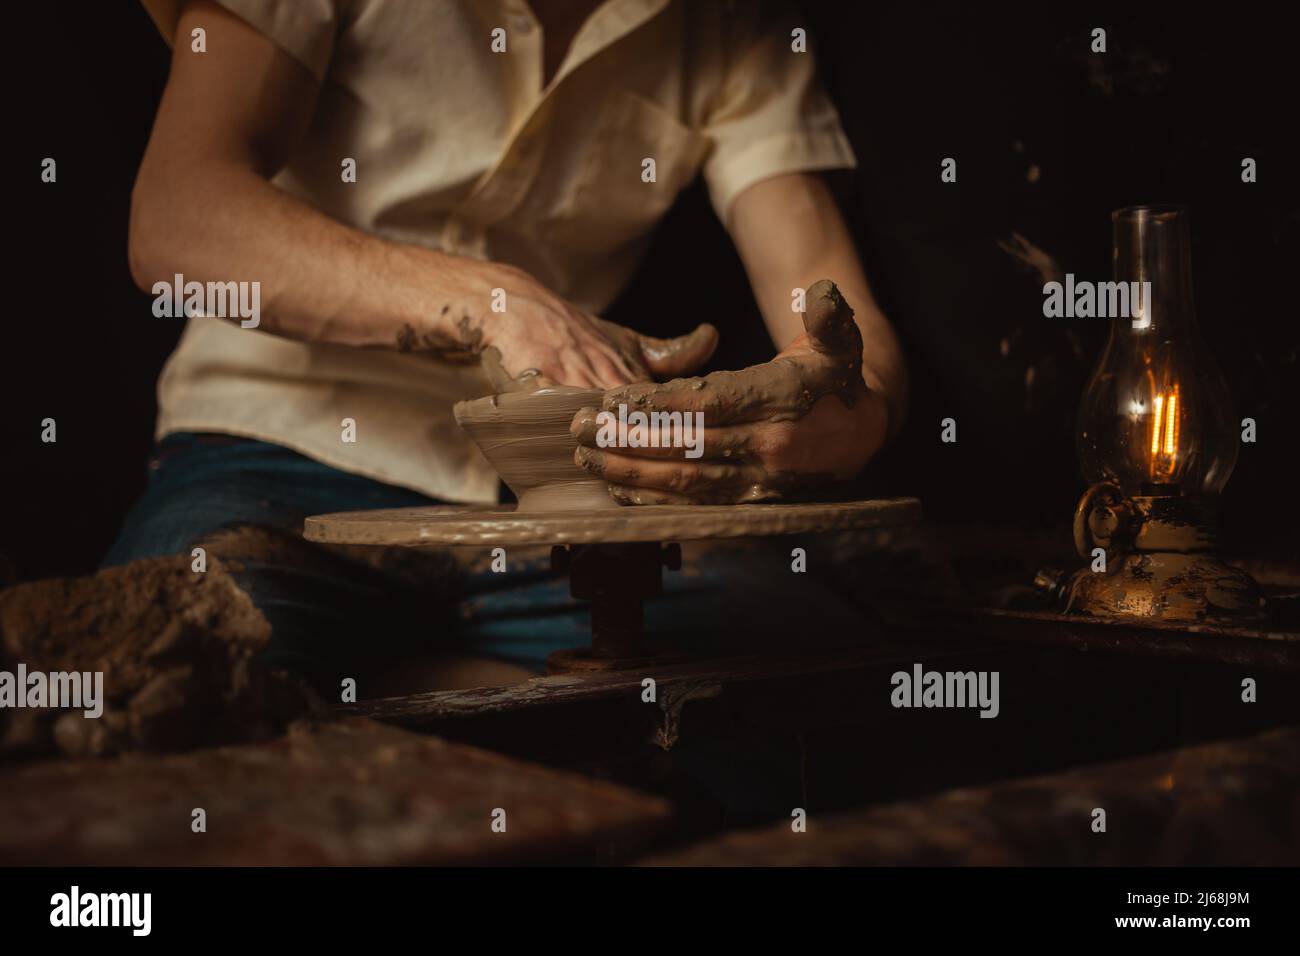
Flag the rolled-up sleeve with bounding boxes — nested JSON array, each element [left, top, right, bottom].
[[700, 5, 856, 222], [140, 0, 338, 82]]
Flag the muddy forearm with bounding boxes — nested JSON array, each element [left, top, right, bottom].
[[128, 162, 505, 356]]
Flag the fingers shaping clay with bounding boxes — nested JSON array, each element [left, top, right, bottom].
[[454, 386, 619, 512], [457, 280, 863, 509], [606, 278, 866, 426]]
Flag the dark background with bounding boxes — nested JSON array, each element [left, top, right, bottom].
[[4, 1, 1297, 584]]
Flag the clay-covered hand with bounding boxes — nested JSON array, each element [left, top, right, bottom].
[[477, 265, 718, 390], [570, 280, 889, 504]]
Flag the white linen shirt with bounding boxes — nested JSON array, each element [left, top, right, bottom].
[[139, 0, 856, 501]]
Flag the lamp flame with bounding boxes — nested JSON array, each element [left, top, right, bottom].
[[1149, 384, 1181, 480]]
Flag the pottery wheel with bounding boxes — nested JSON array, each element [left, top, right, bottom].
[[304, 498, 922, 548], [304, 498, 921, 674]]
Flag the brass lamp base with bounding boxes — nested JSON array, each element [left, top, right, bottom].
[[1054, 550, 1264, 623], [1037, 482, 1266, 624]]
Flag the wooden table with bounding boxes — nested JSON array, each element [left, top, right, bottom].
[[0, 718, 670, 865]]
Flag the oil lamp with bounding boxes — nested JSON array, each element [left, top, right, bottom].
[[1041, 204, 1264, 622]]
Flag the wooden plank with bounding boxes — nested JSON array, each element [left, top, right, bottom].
[[643, 725, 1300, 866], [343, 637, 1004, 725], [906, 606, 1300, 672], [0, 718, 670, 865]]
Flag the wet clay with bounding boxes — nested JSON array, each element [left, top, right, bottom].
[[454, 280, 866, 509], [394, 310, 485, 360], [455, 386, 619, 511], [606, 279, 864, 425]]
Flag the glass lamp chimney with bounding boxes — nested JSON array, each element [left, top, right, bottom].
[[1076, 205, 1238, 497]]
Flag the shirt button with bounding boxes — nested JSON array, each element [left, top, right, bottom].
[[512, 16, 533, 33]]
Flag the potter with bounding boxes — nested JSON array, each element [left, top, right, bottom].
[[105, 0, 911, 698], [118, 0, 910, 547]]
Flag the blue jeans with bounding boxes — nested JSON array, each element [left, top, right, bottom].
[[105, 433, 870, 685]]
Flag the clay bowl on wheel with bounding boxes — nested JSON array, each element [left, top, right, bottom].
[[454, 386, 619, 512]]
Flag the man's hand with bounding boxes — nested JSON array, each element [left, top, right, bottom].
[[570, 280, 888, 503], [472, 265, 718, 390]]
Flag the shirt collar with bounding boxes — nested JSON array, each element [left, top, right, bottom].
[[541, 0, 671, 90]]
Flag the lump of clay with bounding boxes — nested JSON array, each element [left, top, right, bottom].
[[0, 554, 321, 759]]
